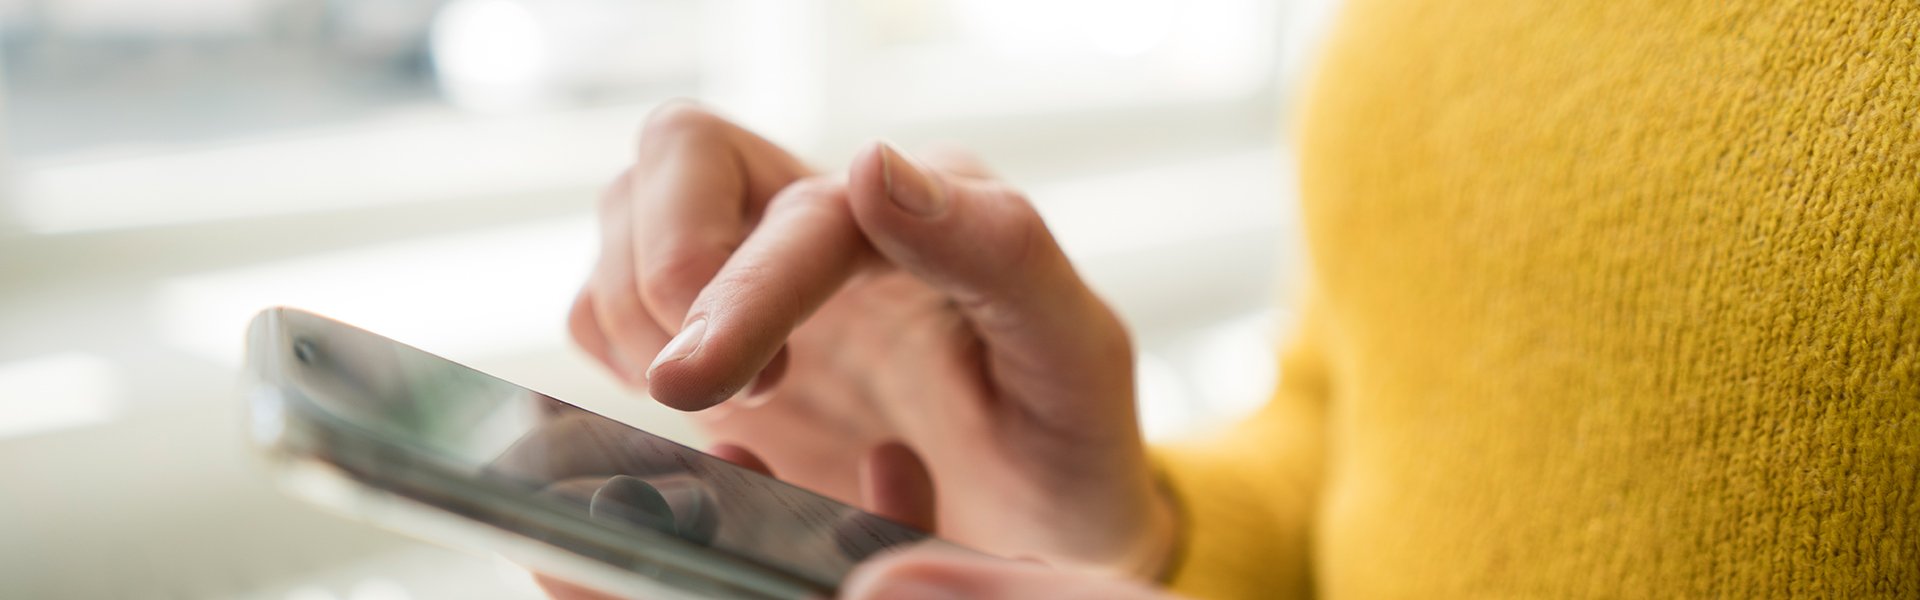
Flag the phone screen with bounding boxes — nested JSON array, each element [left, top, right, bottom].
[[248, 309, 930, 593]]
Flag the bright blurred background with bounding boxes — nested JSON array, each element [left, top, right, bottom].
[[0, 0, 1340, 597]]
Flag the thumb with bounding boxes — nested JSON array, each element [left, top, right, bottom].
[[847, 142, 1131, 411]]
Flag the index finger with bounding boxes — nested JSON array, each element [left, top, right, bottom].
[[625, 102, 812, 328], [645, 177, 875, 411]]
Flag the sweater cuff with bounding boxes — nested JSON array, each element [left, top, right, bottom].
[[1150, 441, 1313, 600]]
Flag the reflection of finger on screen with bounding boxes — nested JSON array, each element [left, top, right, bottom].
[[588, 474, 678, 536]]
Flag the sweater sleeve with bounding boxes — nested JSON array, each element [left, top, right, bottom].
[[1152, 301, 1332, 600]]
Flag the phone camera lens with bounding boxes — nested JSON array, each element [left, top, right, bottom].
[[293, 339, 318, 365]]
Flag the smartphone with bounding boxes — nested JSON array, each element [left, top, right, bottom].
[[243, 307, 945, 599]]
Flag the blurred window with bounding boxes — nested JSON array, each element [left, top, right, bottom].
[[2, 0, 448, 157], [3, 0, 1281, 233]]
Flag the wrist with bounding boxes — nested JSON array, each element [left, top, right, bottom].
[[1072, 473, 1181, 583], [1009, 466, 1180, 582]]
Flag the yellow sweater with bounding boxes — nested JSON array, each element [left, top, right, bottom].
[[1155, 1, 1919, 597]]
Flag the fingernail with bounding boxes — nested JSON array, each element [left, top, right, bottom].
[[647, 318, 708, 379], [879, 142, 946, 218]]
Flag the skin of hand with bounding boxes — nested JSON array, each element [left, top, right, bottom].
[[842, 546, 1185, 600], [567, 102, 1177, 579]]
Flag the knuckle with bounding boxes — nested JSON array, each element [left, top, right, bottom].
[[996, 184, 1039, 215], [978, 181, 1045, 233], [638, 100, 723, 147], [995, 189, 1050, 268]]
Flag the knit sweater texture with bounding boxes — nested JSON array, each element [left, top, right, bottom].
[[1153, 1, 1919, 597]]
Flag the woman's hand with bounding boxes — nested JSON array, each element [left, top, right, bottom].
[[569, 102, 1174, 578]]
